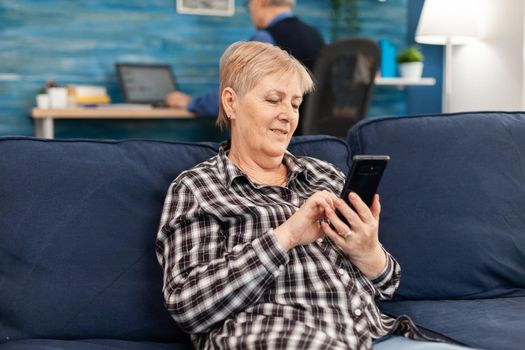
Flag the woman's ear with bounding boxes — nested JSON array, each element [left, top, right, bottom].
[[221, 87, 237, 120]]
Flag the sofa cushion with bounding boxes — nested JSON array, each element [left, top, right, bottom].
[[380, 297, 525, 350], [347, 112, 525, 300], [0, 137, 217, 343], [0, 339, 191, 349], [289, 135, 350, 173], [0, 135, 349, 343]]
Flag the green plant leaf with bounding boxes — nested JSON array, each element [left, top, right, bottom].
[[396, 46, 424, 63]]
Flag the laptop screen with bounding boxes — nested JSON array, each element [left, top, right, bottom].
[[116, 63, 176, 105]]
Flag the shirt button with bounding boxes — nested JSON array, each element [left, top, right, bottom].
[[354, 309, 362, 316], [338, 268, 345, 275], [316, 238, 323, 244]]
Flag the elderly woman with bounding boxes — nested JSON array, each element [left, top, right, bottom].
[[156, 42, 469, 350]]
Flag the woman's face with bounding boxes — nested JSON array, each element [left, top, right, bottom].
[[230, 72, 303, 162]]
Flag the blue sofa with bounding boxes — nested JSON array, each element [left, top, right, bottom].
[[0, 135, 349, 349], [1, 111, 523, 349], [349, 112, 525, 350]]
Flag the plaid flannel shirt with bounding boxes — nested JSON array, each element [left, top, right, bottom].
[[156, 142, 427, 349]]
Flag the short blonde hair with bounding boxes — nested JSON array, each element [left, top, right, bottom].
[[217, 41, 314, 130]]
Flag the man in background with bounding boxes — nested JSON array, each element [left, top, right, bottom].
[[165, 0, 325, 130]]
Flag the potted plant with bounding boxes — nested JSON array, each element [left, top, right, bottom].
[[396, 46, 424, 79], [35, 80, 57, 109]]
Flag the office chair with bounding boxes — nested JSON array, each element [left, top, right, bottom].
[[300, 37, 380, 138]]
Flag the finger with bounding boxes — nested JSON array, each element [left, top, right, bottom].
[[165, 94, 174, 105], [325, 205, 352, 235], [320, 190, 339, 207], [370, 194, 381, 220], [308, 193, 337, 219], [348, 192, 374, 222], [334, 198, 360, 227], [320, 221, 346, 245], [314, 191, 338, 211], [315, 192, 337, 209]]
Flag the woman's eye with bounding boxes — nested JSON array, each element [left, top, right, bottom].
[[267, 98, 280, 104]]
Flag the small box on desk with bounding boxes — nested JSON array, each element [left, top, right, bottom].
[[379, 39, 397, 78]]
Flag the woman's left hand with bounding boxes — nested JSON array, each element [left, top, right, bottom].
[[320, 192, 387, 278]]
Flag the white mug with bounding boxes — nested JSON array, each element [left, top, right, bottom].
[[48, 87, 68, 109]]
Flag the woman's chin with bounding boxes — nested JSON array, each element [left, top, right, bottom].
[[264, 143, 289, 158]]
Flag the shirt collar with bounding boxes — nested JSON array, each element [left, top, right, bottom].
[[217, 140, 308, 188], [267, 11, 294, 28]]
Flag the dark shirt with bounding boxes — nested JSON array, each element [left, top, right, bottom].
[[265, 15, 325, 73]]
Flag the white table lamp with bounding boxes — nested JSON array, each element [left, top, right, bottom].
[[415, 0, 480, 112]]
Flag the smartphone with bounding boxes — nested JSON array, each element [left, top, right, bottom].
[[339, 155, 390, 218]]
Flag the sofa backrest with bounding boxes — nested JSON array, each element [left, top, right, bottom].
[[347, 112, 525, 300], [0, 135, 349, 343]]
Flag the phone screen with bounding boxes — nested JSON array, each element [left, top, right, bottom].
[[340, 155, 390, 209]]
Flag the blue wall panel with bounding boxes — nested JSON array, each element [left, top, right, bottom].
[[0, 0, 409, 141], [406, 0, 442, 115]]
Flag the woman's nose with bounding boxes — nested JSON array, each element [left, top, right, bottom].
[[278, 109, 291, 121], [279, 103, 296, 119]]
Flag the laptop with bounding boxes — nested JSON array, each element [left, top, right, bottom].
[[116, 63, 177, 107]]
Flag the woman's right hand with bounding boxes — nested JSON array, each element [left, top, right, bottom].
[[274, 190, 338, 251]]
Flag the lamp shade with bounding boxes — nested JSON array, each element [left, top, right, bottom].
[[416, 0, 480, 45]]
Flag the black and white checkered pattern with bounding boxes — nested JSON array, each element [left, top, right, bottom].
[[156, 142, 427, 349]]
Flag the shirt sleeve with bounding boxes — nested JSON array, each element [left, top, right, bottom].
[[187, 89, 219, 117], [248, 29, 276, 44], [156, 181, 289, 334], [368, 249, 401, 300]]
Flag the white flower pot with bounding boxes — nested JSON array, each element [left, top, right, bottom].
[[36, 94, 50, 109], [399, 62, 423, 79]]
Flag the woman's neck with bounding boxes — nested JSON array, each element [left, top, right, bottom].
[[228, 148, 288, 187]]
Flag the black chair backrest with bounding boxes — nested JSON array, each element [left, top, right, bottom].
[[301, 37, 380, 138]]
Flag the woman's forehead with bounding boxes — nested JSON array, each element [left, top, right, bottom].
[[250, 72, 303, 95]]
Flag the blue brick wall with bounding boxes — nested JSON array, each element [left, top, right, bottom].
[[0, 0, 408, 141]]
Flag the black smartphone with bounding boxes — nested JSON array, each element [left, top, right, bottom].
[[339, 155, 390, 217]]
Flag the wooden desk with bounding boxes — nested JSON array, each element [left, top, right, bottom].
[[31, 107, 195, 139]]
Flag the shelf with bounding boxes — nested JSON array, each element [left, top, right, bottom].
[[375, 77, 436, 87]]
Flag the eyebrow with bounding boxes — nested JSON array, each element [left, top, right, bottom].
[[267, 89, 303, 100]]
